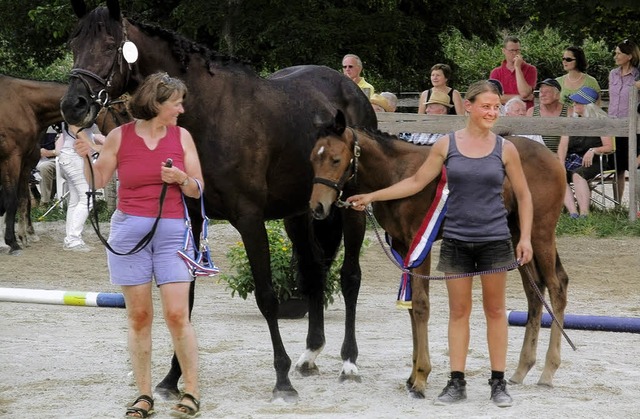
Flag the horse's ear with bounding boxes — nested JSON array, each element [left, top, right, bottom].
[[70, 0, 87, 18], [106, 0, 122, 20], [333, 109, 346, 135]]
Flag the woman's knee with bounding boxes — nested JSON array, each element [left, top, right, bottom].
[[128, 307, 153, 331]]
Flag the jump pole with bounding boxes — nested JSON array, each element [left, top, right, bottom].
[[0, 287, 125, 308], [507, 310, 640, 334]]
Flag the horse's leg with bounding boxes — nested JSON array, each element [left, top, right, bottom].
[[405, 259, 432, 399], [537, 250, 569, 386], [284, 213, 329, 377], [509, 260, 543, 385], [16, 171, 33, 247], [155, 203, 201, 400], [2, 155, 22, 254], [0, 214, 7, 253], [241, 215, 297, 401], [336, 207, 365, 381]]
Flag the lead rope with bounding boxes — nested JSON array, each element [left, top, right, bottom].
[[361, 206, 576, 350]]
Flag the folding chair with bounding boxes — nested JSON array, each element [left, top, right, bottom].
[[589, 137, 619, 208]]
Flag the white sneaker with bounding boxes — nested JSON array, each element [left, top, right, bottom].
[[63, 243, 93, 252]]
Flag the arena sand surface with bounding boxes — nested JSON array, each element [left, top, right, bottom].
[[1, 221, 639, 418]]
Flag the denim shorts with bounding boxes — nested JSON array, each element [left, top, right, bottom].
[[107, 210, 193, 286], [436, 238, 515, 274]]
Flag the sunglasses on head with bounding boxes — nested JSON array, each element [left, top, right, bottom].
[[562, 57, 576, 62]]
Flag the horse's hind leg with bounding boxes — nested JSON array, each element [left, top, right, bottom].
[[1, 156, 22, 254], [510, 262, 544, 385], [538, 250, 569, 387]]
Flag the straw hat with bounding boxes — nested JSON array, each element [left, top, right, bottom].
[[425, 90, 453, 108], [370, 94, 393, 112]]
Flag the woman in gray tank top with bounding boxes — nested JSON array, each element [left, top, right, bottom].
[[348, 80, 533, 408]]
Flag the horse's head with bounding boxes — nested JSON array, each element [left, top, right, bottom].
[[61, 0, 136, 127], [310, 110, 359, 220]]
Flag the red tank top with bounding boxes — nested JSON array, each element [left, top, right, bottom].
[[117, 122, 185, 218]]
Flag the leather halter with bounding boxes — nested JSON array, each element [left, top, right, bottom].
[[69, 19, 133, 111], [312, 128, 361, 208]]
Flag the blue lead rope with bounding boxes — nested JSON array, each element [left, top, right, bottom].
[[177, 180, 220, 277]]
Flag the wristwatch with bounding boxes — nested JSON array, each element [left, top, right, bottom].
[[181, 176, 189, 187]]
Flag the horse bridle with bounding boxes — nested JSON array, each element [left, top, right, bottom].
[[312, 128, 361, 208], [68, 19, 134, 111]]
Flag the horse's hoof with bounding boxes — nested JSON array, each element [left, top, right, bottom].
[[154, 384, 181, 400], [536, 380, 554, 388], [8, 248, 22, 256], [271, 388, 299, 403], [338, 371, 362, 383], [295, 362, 319, 377], [408, 388, 426, 399]]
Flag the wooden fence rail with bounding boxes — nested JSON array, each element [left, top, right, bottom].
[[377, 90, 639, 221]]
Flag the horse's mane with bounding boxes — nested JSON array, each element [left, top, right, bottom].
[[317, 125, 400, 152], [72, 6, 254, 77], [130, 20, 255, 76]]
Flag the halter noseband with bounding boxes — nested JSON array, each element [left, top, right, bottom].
[[312, 128, 361, 208], [69, 19, 133, 111]]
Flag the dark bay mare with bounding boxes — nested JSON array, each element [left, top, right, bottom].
[[0, 75, 67, 254], [310, 111, 570, 398], [61, 0, 377, 401]]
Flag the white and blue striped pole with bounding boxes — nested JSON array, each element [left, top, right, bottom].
[[0, 287, 125, 308]]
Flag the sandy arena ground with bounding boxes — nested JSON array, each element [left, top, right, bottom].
[[1, 221, 639, 418]]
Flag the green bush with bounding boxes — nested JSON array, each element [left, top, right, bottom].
[[220, 220, 365, 307]]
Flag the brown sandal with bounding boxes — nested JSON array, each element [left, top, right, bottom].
[[125, 394, 155, 418], [170, 393, 200, 418]]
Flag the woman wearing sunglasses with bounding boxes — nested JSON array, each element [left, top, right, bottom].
[[555, 46, 601, 106]]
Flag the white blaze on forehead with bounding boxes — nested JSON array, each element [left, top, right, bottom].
[[317, 146, 325, 156]]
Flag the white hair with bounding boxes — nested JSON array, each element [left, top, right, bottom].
[[504, 97, 526, 114]]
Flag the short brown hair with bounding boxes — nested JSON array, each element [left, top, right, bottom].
[[129, 72, 188, 120], [430, 63, 452, 80]]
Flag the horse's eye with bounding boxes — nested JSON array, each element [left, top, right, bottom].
[[331, 157, 341, 166]]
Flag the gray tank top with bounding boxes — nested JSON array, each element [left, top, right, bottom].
[[443, 132, 510, 242]]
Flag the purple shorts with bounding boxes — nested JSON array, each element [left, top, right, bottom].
[[107, 210, 193, 286]]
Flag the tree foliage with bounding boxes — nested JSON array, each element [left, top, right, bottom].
[[0, 0, 638, 89]]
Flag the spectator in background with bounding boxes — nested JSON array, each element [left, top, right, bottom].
[[342, 54, 375, 98], [557, 87, 614, 218], [556, 46, 601, 106], [399, 91, 452, 145], [504, 97, 527, 116], [504, 97, 544, 145], [418, 64, 464, 115], [370, 93, 393, 112], [526, 78, 572, 153], [380, 92, 398, 112], [490, 36, 537, 109], [34, 124, 62, 208], [58, 122, 105, 251], [608, 39, 640, 200]]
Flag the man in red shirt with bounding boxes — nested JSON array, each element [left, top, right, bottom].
[[490, 36, 537, 109]]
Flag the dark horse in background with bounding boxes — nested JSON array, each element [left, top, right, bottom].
[[0, 75, 67, 255], [61, 0, 377, 400], [310, 112, 570, 398]]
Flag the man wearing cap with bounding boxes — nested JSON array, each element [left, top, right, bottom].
[[342, 54, 375, 98], [398, 91, 451, 145], [526, 78, 572, 153], [489, 36, 537, 109]]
